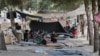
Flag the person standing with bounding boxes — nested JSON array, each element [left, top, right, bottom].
[[24, 30, 29, 42], [15, 23, 22, 43], [28, 30, 34, 42]]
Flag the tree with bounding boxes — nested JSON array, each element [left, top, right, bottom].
[[0, 0, 7, 51], [0, 0, 6, 11], [5, 0, 25, 28], [91, 0, 99, 52], [51, 0, 83, 11], [4, 0, 26, 41], [97, 0, 100, 55], [0, 0, 24, 50], [24, 0, 54, 11], [84, 0, 94, 45], [0, 25, 7, 50], [24, 0, 82, 12]]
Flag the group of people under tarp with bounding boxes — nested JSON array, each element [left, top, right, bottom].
[[14, 22, 58, 45], [64, 25, 77, 38], [23, 30, 57, 46]]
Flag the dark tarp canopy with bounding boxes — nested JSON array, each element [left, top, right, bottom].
[[30, 20, 66, 33], [15, 11, 66, 33], [16, 11, 43, 21], [7, 11, 43, 21]]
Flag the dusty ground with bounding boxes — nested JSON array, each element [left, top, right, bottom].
[[0, 38, 98, 56]]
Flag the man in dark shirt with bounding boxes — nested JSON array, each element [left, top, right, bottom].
[[15, 23, 21, 30], [15, 23, 22, 42], [24, 30, 29, 42]]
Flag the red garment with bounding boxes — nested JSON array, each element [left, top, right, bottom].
[[72, 30, 77, 36]]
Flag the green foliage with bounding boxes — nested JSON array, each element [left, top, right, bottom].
[[51, 0, 83, 11], [5, 0, 26, 7], [24, 0, 39, 10], [39, 0, 52, 10], [0, 0, 6, 10], [24, 0, 54, 11], [24, 0, 83, 11], [0, 0, 84, 11]]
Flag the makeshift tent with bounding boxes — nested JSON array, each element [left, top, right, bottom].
[[29, 20, 66, 33], [5, 10, 43, 22], [15, 11, 67, 33], [16, 11, 43, 21]]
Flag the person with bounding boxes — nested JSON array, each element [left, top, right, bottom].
[[35, 30, 43, 45], [28, 30, 34, 42], [41, 34, 47, 45], [71, 26, 77, 38], [66, 25, 71, 32], [50, 31, 57, 43], [15, 23, 22, 43], [15, 23, 21, 30], [64, 25, 71, 33], [29, 30, 34, 39], [24, 30, 29, 42]]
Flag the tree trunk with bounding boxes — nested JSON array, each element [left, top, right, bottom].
[[80, 14, 85, 36], [77, 15, 81, 36], [8, 7, 18, 42], [0, 24, 7, 50], [98, 0, 100, 55], [99, 24, 100, 56], [10, 11, 17, 41], [92, 0, 99, 52], [84, 0, 94, 45]]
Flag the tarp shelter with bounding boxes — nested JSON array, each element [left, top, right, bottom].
[[30, 20, 66, 33], [16, 11, 43, 21], [15, 11, 67, 33]]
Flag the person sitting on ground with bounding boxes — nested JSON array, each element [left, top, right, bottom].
[[71, 26, 77, 38], [66, 25, 71, 32], [28, 30, 34, 42], [50, 31, 57, 43], [41, 34, 47, 46], [35, 30, 43, 45]]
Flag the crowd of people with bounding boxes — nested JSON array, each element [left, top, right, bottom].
[[5, 23, 58, 46], [22, 26, 78, 46], [14, 22, 78, 46], [23, 30, 57, 46]]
